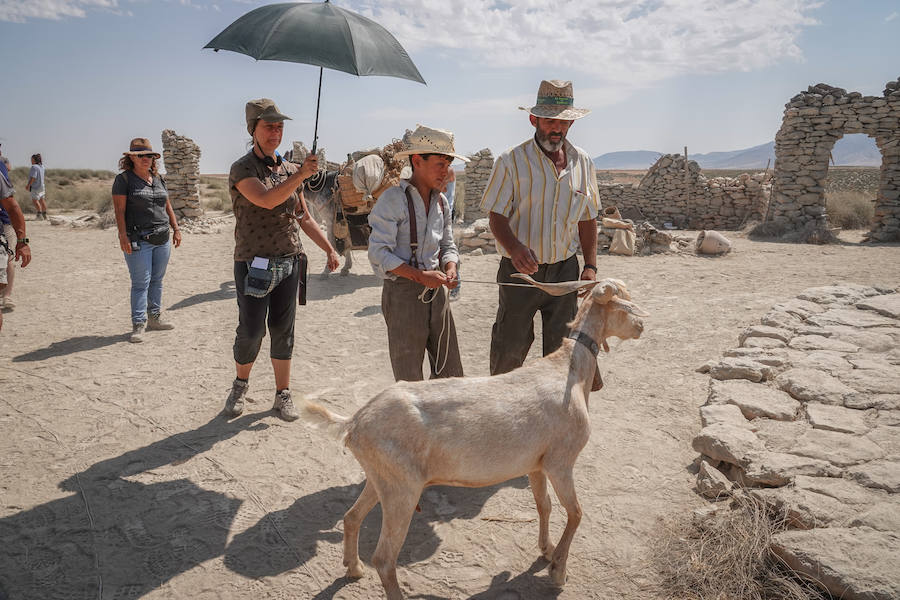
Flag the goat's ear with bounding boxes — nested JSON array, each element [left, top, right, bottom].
[[614, 298, 649, 317]]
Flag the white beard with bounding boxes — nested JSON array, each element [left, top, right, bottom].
[[535, 131, 565, 152]]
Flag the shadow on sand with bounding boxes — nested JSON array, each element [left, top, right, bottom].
[[0, 413, 268, 598], [13, 333, 130, 362], [168, 280, 236, 311]]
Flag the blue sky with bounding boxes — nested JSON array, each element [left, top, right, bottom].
[[1, 0, 898, 173]]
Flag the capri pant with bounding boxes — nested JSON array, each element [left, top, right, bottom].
[[233, 256, 301, 364]]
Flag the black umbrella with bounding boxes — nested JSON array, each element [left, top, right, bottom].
[[204, 0, 426, 152]]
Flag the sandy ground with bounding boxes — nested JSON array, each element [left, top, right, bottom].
[[1, 217, 898, 600]]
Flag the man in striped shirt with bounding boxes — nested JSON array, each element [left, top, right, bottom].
[[481, 80, 600, 376]]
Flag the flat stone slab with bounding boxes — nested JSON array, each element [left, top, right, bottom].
[[696, 461, 733, 498], [797, 284, 881, 305], [788, 335, 860, 352], [699, 403, 749, 428], [838, 369, 900, 395], [723, 347, 788, 367], [740, 450, 838, 486], [831, 330, 896, 352], [772, 298, 827, 318], [753, 487, 856, 528], [806, 403, 870, 434], [791, 427, 884, 467], [858, 293, 900, 319], [739, 324, 793, 345], [707, 379, 800, 420], [761, 310, 804, 331], [742, 336, 786, 349], [794, 350, 852, 373], [707, 357, 774, 382], [692, 424, 764, 467], [848, 502, 900, 533], [845, 393, 900, 410], [809, 308, 898, 329], [793, 475, 888, 506], [771, 527, 900, 600], [847, 460, 900, 493], [776, 368, 856, 404]]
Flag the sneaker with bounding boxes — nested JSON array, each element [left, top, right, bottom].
[[449, 287, 460, 301], [224, 379, 249, 417], [130, 322, 146, 343], [147, 313, 175, 331], [2, 297, 14, 310], [273, 389, 299, 421]]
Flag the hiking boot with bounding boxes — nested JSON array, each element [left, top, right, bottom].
[[224, 379, 249, 417], [147, 313, 174, 331], [273, 389, 299, 421], [130, 322, 146, 343]]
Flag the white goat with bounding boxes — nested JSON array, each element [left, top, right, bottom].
[[303, 278, 647, 600]]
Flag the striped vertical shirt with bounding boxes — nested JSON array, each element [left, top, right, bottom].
[[480, 138, 600, 264]]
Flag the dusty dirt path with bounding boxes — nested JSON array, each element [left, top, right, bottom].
[[0, 218, 897, 599]]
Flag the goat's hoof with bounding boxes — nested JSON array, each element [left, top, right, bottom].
[[345, 560, 365, 579], [340, 268, 350, 277], [548, 562, 567, 587], [540, 544, 556, 561]]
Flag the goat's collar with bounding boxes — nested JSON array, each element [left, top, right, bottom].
[[567, 330, 600, 357]]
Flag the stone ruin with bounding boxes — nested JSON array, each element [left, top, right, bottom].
[[161, 129, 202, 220], [597, 153, 772, 230], [461, 148, 494, 222], [694, 283, 900, 599], [768, 79, 900, 242]]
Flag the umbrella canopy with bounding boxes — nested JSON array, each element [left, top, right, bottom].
[[205, 1, 425, 84], [205, 1, 426, 150]]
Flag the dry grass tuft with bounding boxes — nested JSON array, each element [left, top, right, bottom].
[[655, 493, 827, 600], [825, 191, 874, 230]]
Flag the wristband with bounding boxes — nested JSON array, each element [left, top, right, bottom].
[[582, 264, 597, 272], [16, 238, 29, 245]]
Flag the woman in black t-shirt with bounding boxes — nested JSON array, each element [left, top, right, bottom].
[[112, 137, 181, 343]]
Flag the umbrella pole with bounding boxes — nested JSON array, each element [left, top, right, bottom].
[[311, 66, 323, 154]]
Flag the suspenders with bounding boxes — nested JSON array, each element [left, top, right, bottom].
[[404, 186, 444, 270]]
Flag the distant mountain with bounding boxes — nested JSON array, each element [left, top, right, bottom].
[[592, 150, 662, 170], [593, 135, 881, 170]]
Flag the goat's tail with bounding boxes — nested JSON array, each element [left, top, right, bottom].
[[301, 399, 351, 441]]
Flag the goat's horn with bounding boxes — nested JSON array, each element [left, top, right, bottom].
[[511, 273, 601, 296]]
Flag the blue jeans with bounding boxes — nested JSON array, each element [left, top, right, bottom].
[[123, 240, 171, 324]]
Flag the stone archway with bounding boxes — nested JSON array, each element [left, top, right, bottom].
[[769, 79, 900, 242]]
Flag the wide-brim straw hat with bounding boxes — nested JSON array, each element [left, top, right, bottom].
[[393, 125, 470, 163], [123, 137, 161, 158], [519, 79, 591, 120]]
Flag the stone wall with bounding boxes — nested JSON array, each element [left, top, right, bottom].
[[462, 149, 494, 222], [161, 129, 202, 219], [693, 283, 900, 600], [770, 79, 900, 241], [598, 153, 772, 230]]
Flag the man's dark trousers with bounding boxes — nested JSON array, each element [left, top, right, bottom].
[[489, 254, 579, 375]]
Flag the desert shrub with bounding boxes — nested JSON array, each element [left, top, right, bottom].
[[202, 188, 232, 213], [825, 191, 873, 229], [655, 493, 826, 600]]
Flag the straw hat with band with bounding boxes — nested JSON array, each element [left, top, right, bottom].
[[123, 138, 161, 159], [519, 79, 591, 121], [246, 98, 292, 135], [393, 125, 470, 163]]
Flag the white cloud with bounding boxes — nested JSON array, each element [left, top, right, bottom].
[[0, 0, 119, 22], [349, 0, 821, 87], [886, 11, 898, 22]]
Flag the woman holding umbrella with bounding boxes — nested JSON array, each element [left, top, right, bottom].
[[224, 98, 340, 421]]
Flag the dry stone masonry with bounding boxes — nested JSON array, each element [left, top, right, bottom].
[[597, 153, 772, 230], [694, 283, 900, 600], [161, 129, 202, 220], [462, 149, 494, 222], [770, 79, 900, 242]]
